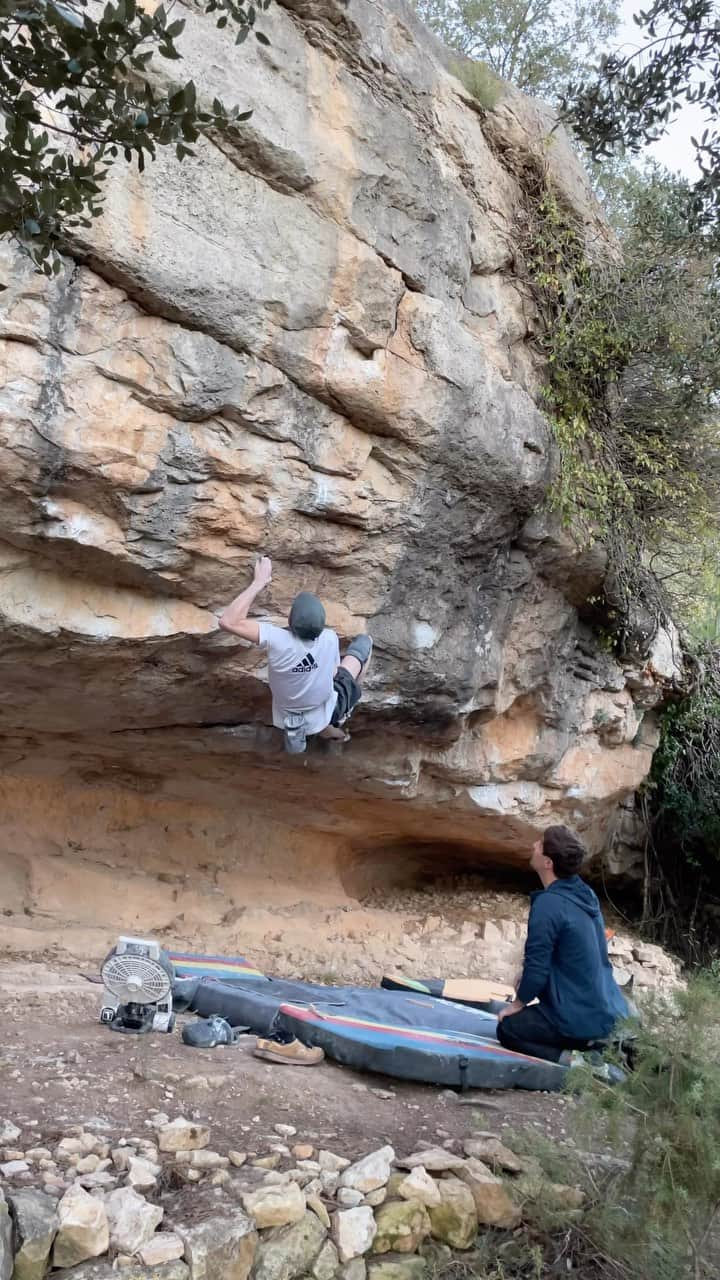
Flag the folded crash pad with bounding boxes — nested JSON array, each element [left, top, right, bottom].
[[381, 974, 513, 1012]]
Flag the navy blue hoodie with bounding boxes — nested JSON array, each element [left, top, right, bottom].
[[516, 876, 628, 1039]]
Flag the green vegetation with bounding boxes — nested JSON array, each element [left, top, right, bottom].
[[451, 58, 503, 110], [449, 977, 720, 1279], [413, 0, 618, 103], [564, 0, 720, 238], [516, 163, 720, 632], [642, 649, 720, 964], [0, 0, 269, 272]]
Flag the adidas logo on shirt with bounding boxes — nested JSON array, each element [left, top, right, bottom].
[[291, 653, 319, 674]]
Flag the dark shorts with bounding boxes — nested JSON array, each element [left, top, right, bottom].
[[331, 668, 362, 727]]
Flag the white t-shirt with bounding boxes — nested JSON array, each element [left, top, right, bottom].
[[258, 622, 340, 735]]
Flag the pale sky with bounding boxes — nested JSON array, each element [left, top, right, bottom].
[[612, 0, 706, 180]]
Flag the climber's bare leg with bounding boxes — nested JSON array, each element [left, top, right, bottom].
[[339, 647, 372, 686]]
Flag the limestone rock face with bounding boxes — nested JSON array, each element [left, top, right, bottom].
[[0, 0, 679, 952]]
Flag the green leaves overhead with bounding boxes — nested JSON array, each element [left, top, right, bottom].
[[563, 0, 720, 236], [0, 0, 272, 270]]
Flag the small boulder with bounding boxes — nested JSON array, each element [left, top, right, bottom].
[[137, 1233, 186, 1266], [513, 1172, 586, 1217], [339, 1261, 366, 1280], [385, 1175, 406, 1199], [253, 1210, 328, 1280], [242, 1182, 307, 1229], [0, 1190, 12, 1280], [7, 1188, 57, 1280], [364, 1189, 387, 1209], [187, 1151, 229, 1170], [52, 1185, 109, 1268], [332, 1207, 377, 1262], [367, 1259, 428, 1280], [455, 1157, 521, 1229], [178, 1210, 257, 1280], [396, 1149, 464, 1173], [0, 1123, 20, 1146], [126, 1157, 161, 1190], [339, 1149, 394, 1195], [318, 1152, 351, 1174], [337, 1190, 364, 1209], [320, 1172, 340, 1196], [427, 1178, 477, 1249], [307, 1196, 331, 1230], [105, 1186, 163, 1255], [312, 1238, 340, 1280], [158, 1120, 210, 1154], [372, 1200, 431, 1255], [462, 1138, 524, 1174], [396, 1169, 440, 1208]]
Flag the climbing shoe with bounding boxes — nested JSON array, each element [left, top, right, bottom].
[[345, 634, 372, 672], [182, 1015, 244, 1048], [253, 1037, 324, 1066]]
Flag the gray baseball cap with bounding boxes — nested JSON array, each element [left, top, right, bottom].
[[289, 592, 326, 640]]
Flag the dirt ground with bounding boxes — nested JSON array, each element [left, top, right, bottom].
[[0, 960, 580, 1163]]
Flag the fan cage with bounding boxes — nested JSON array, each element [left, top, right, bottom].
[[102, 952, 172, 1003]]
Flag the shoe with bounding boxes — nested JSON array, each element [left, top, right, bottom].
[[253, 1037, 324, 1066], [559, 1049, 626, 1085], [182, 1016, 244, 1048], [559, 1049, 588, 1069], [345, 635, 372, 672]]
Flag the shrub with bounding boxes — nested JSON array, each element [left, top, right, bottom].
[[515, 165, 720, 636], [451, 59, 503, 110]]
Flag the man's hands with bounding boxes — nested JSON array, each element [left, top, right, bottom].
[[254, 556, 272, 589], [497, 999, 524, 1023]]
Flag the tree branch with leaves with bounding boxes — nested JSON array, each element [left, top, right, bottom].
[[0, 0, 270, 274], [563, 0, 720, 236]]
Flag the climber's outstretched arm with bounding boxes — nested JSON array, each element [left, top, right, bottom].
[[218, 556, 272, 643]]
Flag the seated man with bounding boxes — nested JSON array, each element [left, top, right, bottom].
[[496, 825, 629, 1064], [218, 556, 372, 754]]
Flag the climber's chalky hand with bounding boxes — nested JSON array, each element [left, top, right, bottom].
[[254, 556, 273, 589]]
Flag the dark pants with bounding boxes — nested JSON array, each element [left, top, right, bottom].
[[496, 1004, 598, 1064]]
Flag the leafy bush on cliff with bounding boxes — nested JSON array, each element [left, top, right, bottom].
[[518, 164, 720, 633]]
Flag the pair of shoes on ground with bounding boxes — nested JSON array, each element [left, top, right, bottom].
[[183, 1019, 324, 1065], [254, 1037, 324, 1066]]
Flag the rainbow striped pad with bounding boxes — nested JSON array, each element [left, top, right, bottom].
[[168, 951, 268, 983], [276, 1002, 567, 1092]]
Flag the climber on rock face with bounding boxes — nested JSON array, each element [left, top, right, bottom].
[[218, 556, 372, 755], [495, 825, 629, 1065]]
